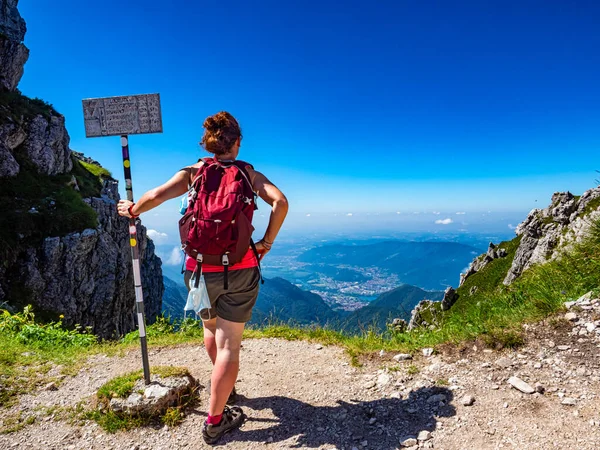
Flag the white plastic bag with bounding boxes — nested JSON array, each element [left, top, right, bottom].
[[184, 272, 212, 319]]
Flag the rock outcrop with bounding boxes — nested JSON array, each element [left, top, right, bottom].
[[0, 0, 28, 92], [408, 300, 441, 331], [459, 242, 508, 287], [7, 179, 163, 338], [0, 111, 73, 177], [440, 287, 458, 311], [504, 188, 600, 284], [0, 0, 163, 338]]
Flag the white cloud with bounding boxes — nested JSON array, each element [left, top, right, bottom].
[[396, 211, 401, 215], [508, 223, 517, 230], [147, 229, 169, 244], [306, 213, 311, 217], [456, 212, 466, 215], [435, 218, 454, 225], [432, 211, 441, 215], [165, 247, 183, 266], [347, 213, 353, 216]]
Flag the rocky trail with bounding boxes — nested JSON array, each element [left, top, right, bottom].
[[1, 294, 600, 450]]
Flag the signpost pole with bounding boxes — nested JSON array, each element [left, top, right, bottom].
[[121, 134, 151, 385], [82, 93, 162, 385]]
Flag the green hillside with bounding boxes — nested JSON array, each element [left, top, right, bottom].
[[344, 285, 443, 332], [251, 277, 340, 326]]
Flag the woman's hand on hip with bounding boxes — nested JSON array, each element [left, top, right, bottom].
[[255, 240, 271, 260], [117, 200, 134, 218]]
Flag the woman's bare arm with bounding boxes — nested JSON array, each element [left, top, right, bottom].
[[248, 168, 289, 249], [117, 169, 190, 218]]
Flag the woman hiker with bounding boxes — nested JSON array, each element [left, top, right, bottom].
[[117, 111, 289, 444]]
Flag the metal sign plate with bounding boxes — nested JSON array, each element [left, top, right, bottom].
[[82, 93, 163, 137]]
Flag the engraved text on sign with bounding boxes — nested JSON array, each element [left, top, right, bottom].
[[82, 94, 163, 137]]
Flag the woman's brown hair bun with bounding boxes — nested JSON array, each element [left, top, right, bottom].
[[200, 111, 242, 156]]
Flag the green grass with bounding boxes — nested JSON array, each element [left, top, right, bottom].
[[91, 365, 194, 432], [0, 90, 56, 124], [581, 196, 600, 217], [0, 307, 98, 407], [0, 156, 103, 263], [77, 160, 112, 180], [0, 411, 36, 434], [96, 366, 190, 401], [407, 364, 419, 375], [0, 154, 115, 280], [70, 159, 111, 198]]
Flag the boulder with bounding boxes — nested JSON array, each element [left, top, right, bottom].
[[109, 372, 196, 416], [23, 113, 72, 175]]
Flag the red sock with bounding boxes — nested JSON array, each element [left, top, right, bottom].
[[207, 413, 223, 425]]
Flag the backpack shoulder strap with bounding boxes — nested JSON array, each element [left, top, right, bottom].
[[231, 160, 255, 194], [189, 158, 216, 188]]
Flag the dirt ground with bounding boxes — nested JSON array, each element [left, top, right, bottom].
[[1, 299, 600, 450]]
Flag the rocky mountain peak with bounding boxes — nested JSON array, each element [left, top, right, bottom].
[[0, 0, 28, 92], [506, 187, 600, 284], [0, 0, 26, 41]]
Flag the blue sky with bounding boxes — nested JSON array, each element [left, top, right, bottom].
[[18, 0, 600, 242]]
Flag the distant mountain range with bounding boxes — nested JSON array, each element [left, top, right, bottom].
[[251, 277, 340, 326], [343, 285, 443, 331], [162, 276, 189, 319], [297, 241, 480, 289], [162, 275, 441, 332]]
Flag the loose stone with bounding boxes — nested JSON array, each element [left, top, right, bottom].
[[400, 437, 418, 447], [461, 395, 475, 406], [508, 376, 535, 394]]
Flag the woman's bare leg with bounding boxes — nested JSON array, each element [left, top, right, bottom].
[[202, 317, 218, 364], [209, 317, 245, 416]]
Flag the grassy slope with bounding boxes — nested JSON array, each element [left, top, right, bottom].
[[0, 157, 111, 261]]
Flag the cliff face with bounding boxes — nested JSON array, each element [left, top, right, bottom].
[[0, 0, 163, 338], [8, 179, 164, 338], [0, 0, 28, 92], [503, 188, 600, 285]]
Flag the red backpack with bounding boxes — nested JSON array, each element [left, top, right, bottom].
[[179, 158, 258, 289]]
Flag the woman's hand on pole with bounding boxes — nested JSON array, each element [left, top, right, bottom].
[[117, 200, 135, 218]]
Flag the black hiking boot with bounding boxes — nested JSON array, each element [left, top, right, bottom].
[[206, 380, 238, 405], [226, 386, 238, 405], [202, 406, 246, 445]]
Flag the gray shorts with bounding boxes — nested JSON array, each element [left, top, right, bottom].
[[184, 268, 260, 323]]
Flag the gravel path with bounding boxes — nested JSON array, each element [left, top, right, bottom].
[[1, 297, 600, 449]]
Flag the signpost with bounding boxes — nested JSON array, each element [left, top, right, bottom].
[[82, 93, 163, 384]]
